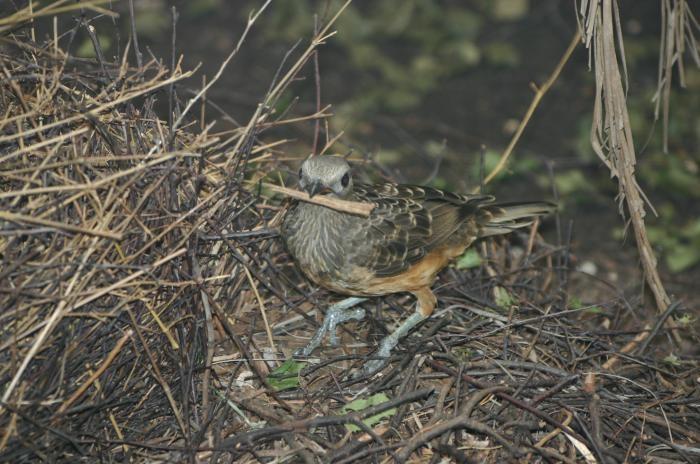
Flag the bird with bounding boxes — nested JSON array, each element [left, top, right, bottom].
[[282, 155, 555, 376]]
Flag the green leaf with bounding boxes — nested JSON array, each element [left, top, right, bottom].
[[483, 42, 520, 67], [470, 149, 502, 181], [570, 297, 603, 314], [456, 248, 482, 269], [381, 0, 415, 35], [442, 41, 481, 67], [272, 91, 296, 117], [375, 149, 402, 164], [491, 0, 530, 21], [452, 346, 474, 361], [76, 35, 112, 58], [681, 218, 700, 238], [444, 7, 482, 39], [585, 306, 604, 314], [665, 243, 700, 273], [553, 170, 594, 196], [676, 313, 695, 328], [431, 177, 448, 190], [267, 359, 305, 391], [569, 296, 583, 309], [663, 353, 681, 367], [340, 393, 397, 432], [494, 286, 515, 309], [185, 0, 221, 18], [132, 3, 170, 40]]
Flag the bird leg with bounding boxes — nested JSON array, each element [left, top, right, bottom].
[[359, 287, 436, 376], [359, 312, 425, 375], [294, 297, 367, 357]]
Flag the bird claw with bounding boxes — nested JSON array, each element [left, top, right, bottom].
[[329, 332, 340, 347], [293, 345, 314, 358], [294, 298, 368, 358], [329, 307, 365, 346], [352, 332, 401, 378], [328, 324, 341, 347]]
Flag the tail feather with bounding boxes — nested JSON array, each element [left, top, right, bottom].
[[479, 201, 556, 237]]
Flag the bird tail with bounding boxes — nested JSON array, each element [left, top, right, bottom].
[[479, 201, 556, 237]]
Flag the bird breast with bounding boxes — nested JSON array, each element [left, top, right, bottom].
[[282, 202, 369, 293]]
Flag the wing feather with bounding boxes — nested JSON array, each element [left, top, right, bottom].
[[351, 183, 493, 277]]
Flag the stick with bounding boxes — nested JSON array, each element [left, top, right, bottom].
[[0, 211, 122, 240], [264, 183, 374, 217]]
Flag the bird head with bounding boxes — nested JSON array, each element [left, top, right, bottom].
[[297, 156, 353, 199]]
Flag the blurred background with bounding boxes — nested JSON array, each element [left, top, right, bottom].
[[44, 0, 700, 309]]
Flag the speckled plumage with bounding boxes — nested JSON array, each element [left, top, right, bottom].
[[282, 156, 554, 373], [282, 183, 498, 295]]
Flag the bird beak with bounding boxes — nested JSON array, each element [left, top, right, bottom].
[[306, 182, 323, 198]]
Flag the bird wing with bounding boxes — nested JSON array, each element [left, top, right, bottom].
[[350, 183, 494, 277]]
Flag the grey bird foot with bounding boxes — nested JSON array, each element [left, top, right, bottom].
[[353, 312, 427, 378], [353, 333, 400, 378], [293, 343, 316, 358], [293, 297, 367, 358]]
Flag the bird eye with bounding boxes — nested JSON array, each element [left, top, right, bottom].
[[341, 172, 350, 187]]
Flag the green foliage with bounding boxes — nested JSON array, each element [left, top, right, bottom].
[[641, 155, 700, 200], [340, 393, 397, 432], [373, 148, 403, 166], [663, 353, 681, 367], [455, 248, 482, 269], [185, 0, 222, 18], [469, 149, 502, 181], [131, 1, 170, 40], [646, 216, 700, 273], [267, 358, 305, 391], [552, 170, 593, 196], [664, 243, 700, 274], [483, 42, 520, 67], [256, 0, 314, 41], [490, 0, 530, 21], [676, 313, 696, 328], [570, 58, 699, 273], [569, 296, 603, 314], [76, 35, 111, 58], [272, 90, 297, 118], [536, 169, 598, 212], [242, 0, 531, 115], [494, 286, 515, 309], [451, 346, 474, 362]]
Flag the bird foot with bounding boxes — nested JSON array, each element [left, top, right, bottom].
[[352, 333, 399, 378], [328, 307, 365, 346], [293, 344, 314, 358], [293, 297, 367, 358], [351, 310, 429, 377]]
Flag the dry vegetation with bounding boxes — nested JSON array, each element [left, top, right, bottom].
[[0, 1, 698, 463]]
